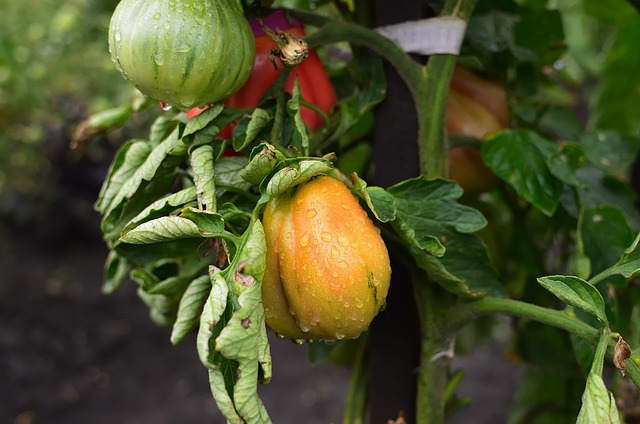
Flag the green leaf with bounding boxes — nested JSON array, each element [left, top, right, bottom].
[[232, 108, 272, 152], [197, 267, 230, 367], [101, 127, 183, 233], [580, 131, 640, 172], [287, 79, 310, 156], [329, 46, 386, 143], [590, 233, 640, 285], [102, 250, 131, 294], [184, 108, 250, 147], [577, 374, 622, 424], [262, 158, 334, 200], [84, 105, 133, 131], [578, 206, 635, 277], [95, 140, 153, 214], [171, 274, 211, 345], [120, 216, 202, 244], [537, 275, 607, 323], [197, 221, 272, 423], [388, 178, 505, 298], [591, 18, 640, 137], [183, 104, 224, 138], [215, 156, 252, 192], [149, 115, 180, 143], [350, 173, 397, 223], [136, 286, 177, 327], [513, 9, 565, 65], [547, 142, 588, 189], [121, 187, 197, 235], [482, 130, 563, 216], [191, 145, 217, 211], [240, 143, 287, 186], [573, 166, 640, 227]]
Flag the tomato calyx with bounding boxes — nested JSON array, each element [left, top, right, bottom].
[[261, 24, 309, 70]]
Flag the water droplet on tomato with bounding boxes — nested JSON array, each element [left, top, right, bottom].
[[330, 246, 340, 259], [115, 31, 121, 41], [306, 209, 317, 219], [335, 331, 345, 340], [355, 298, 364, 308], [300, 234, 309, 247], [338, 235, 349, 247], [299, 322, 311, 333], [153, 12, 161, 20], [321, 232, 332, 242]]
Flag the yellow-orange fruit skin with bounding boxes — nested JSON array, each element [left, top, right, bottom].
[[261, 176, 391, 341]]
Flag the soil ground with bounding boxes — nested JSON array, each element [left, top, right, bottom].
[[2, 232, 522, 424]]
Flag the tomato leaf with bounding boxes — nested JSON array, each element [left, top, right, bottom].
[[260, 158, 334, 201], [350, 173, 397, 223], [191, 145, 217, 212], [574, 166, 640, 227], [240, 143, 287, 185], [287, 80, 310, 156], [482, 129, 563, 216], [547, 142, 588, 189], [102, 250, 131, 295], [387, 178, 505, 298], [537, 275, 607, 324], [513, 9, 565, 65], [232, 108, 272, 152], [577, 374, 622, 424], [579, 131, 640, 173], [183, 104, 225, 138], [171, 274, 211, 346], [590, 233, 640, 286], [100, 127, 184, 237], [577, 206, 635, 278], [197, 220, 272, 423], [95, 140, 153, 214], [215, 157, 252, 193], [121, 187, 197, 235], [591, 18, 640, 137]]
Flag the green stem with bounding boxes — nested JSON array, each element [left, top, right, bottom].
[[415, 277, 453, 424], [591, 329, 610, 376], [342, 334, 369, 424], [299, 16, 422, 92], [444, 297, 640, 388], [416, 0, 478, 178]]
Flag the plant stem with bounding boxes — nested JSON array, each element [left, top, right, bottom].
[[416, 0, 477, 178], [299, 16, 422, 91], [412, 1, 477, 422], [444, 297, 640, 388], [414, 277, 453, 424], [342, 334, 369, 424]]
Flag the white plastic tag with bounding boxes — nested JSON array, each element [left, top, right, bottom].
[[375, 17, 467, 56]]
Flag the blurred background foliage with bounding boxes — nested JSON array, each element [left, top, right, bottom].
[[0, 0, 154, 239]]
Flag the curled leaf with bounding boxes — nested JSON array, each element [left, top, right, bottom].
[[614, 336, 632, 377]]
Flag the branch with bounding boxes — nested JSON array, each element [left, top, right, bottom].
[[445, 297, 640, 388]]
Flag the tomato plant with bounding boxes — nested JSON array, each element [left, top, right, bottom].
[[92, 0, 640, 423]]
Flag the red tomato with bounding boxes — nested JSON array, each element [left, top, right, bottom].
[[187, 17, 337, 142], [446, 69, 508, 195]]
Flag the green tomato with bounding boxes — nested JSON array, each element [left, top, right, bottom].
[[109, 0, 255, 109]]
